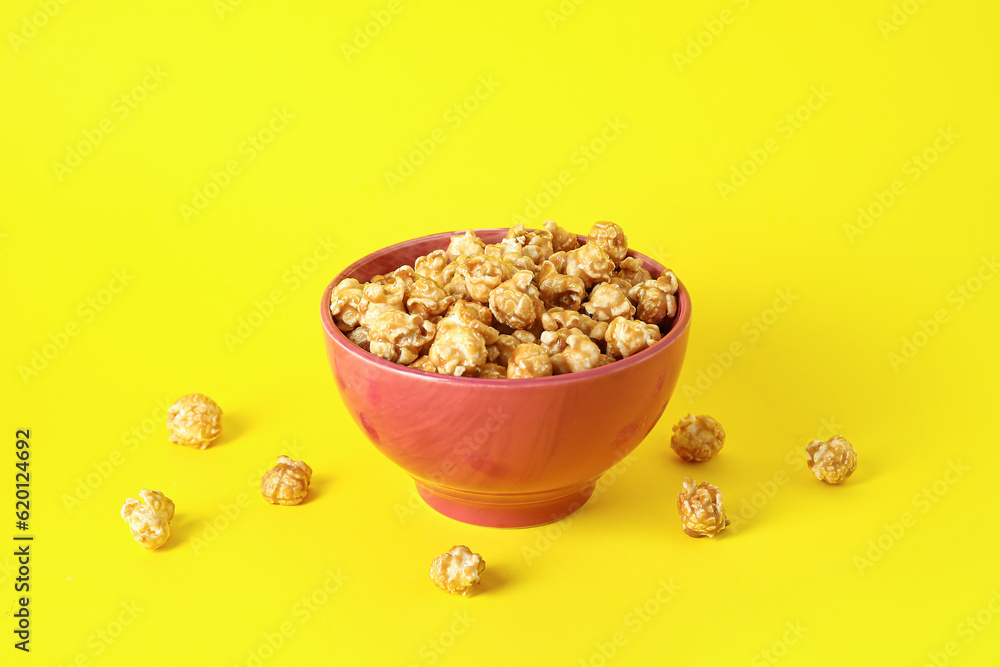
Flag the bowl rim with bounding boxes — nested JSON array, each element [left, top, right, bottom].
[[320, 227, 691, 386]]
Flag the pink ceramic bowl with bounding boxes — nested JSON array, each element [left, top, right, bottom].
[[320, 229, 691, 528]]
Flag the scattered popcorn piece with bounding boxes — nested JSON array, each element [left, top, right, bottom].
[[260, 455, 313, 505], [121, 490, 175, 549], [429, 545, 486, 596], [167, 393, 223, 449], [588, 221, 628, 266], [676, 477, 730, 538], [806, 435, 857, 484], [507, 343, 553, 379], [604, 316, 661, 359], [670, 414, 725, 462]]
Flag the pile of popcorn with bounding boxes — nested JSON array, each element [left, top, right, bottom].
[[329, 221, 680, 379]]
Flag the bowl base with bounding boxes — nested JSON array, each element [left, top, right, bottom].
[[413, 480, 597, 528]]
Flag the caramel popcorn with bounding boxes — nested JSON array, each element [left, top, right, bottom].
[[447, 255, 513, 303], [414, 249, 453, 285], [484, 243, 539, 276], [406, 276, 453, 319], [429, 324, 487, 376], [409, 355, 436, 373], [362, 275, 407, 311], [596, 353, 615, 367], [605, 316, 662, 359], [430, 545, 486, 596], [347, 325, 371, 351], [542, 328, 601, 374], [588, 221, 628, 266], [329, 278, 365, 332], [446, 230, 486, 262], [478, 362, 508, 379], [629, 274, 678, 325], [565, 243, 615, 289], [438, 299, 500, 345], [489, 270, 545, 330], [507, 343, 553, 378], [677, 477, 730, 538], [541, 308, 608, 343], [121, 489, 175, 549], [260, 455, 313, 505], [167, 393, 223, 449], [545, 250, 569, 274], [806, 435, 857, 484], [537, 260, 586, 311], [367, 308, 436, 365], [505, 222, 554, 265], [544, 219, 580, 253], [613, 257, 652, 290], [583, 283, 636, 322], [670, 414, 725, 462]]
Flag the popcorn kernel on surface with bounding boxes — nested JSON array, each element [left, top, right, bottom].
[[670, 414, 725, 462], [121, 489, 175, 549], [167, 393, 223, 449], [429, 545, 486, 596], [260, 455, 313, 505], [806, 435, 857, 484], [676, 477, 730, 538]]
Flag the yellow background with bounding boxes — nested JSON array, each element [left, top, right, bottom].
[[3, 0, 999, 665]]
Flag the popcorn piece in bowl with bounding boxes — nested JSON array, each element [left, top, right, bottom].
[[605, 316, 661, 359], [167, 393, 223, 449], [588, 221, 628, 266], [544, 219, 580, 253], [542, 328, 601, 375], [676, 477, 730, 538], [361, 275, 408, 311], [409, 355, 437, 373], [670, 414, 725, 462], [542, 307, 608, 343], [537, 260, 586, 311], [438, 299, 499, 345], [260, 455, 313, 505], [447, 255, 513, 303], [477, 362, 508, 379], [446, 231, 486, 262], [414, 249, 453, 286], [406, 276, 453, 319], [583, 282, 635, 322], [121, 489, 175, 549], [507, 343, 553, 379], [629, 273, 678, 325], [367, 309, 436, 365], [806, 435, 857, 484], [430, 545, 486, 596], [504, 222, 554, 265], [612, 257, 652, 291], [329, 278, 365, 332], [564, 243, 615, 289], [489, 270, 545, 330], [429, 324, 487, 376]]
